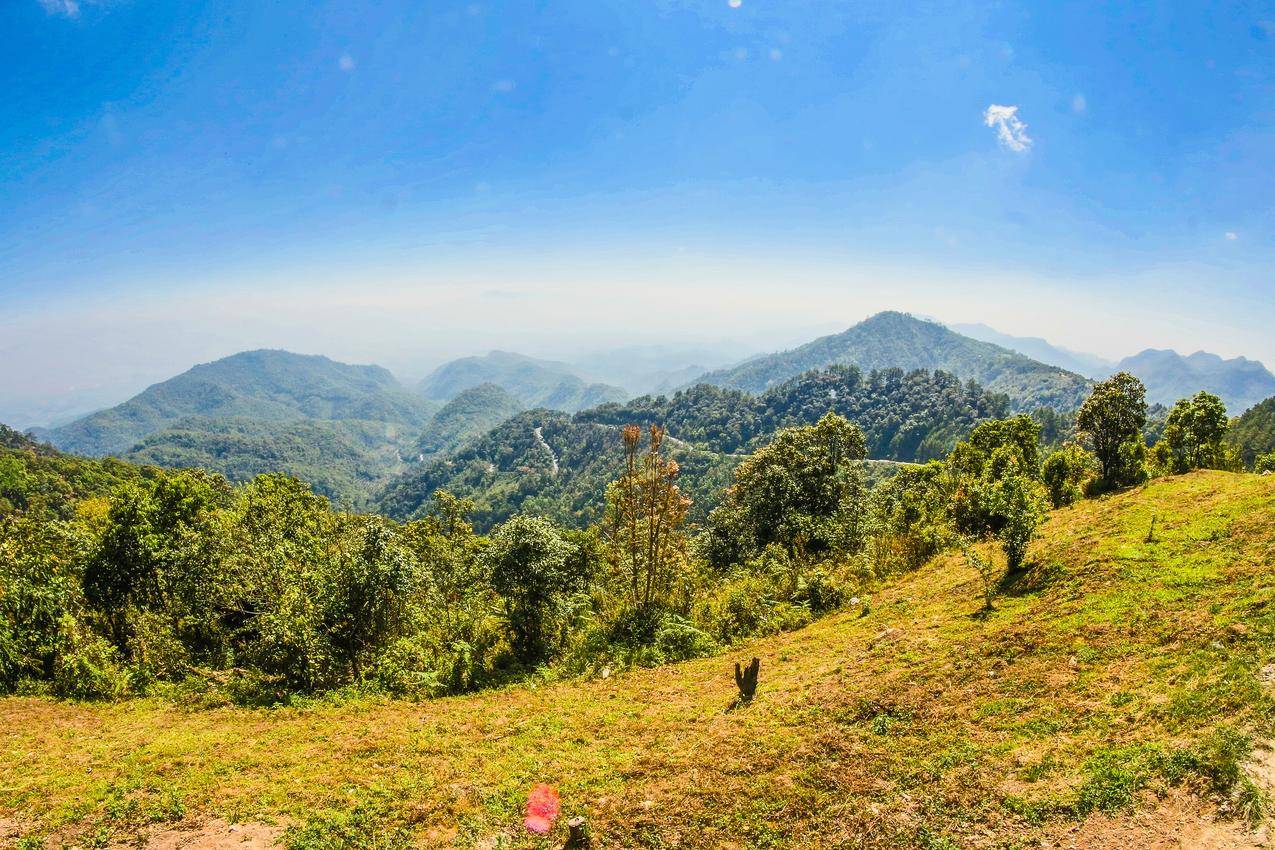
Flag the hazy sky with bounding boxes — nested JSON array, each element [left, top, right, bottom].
[[2, 1, 1273, 426]]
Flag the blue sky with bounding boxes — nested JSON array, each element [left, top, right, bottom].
[[1, 0, 1273, 425]]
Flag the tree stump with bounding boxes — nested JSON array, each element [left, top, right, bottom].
[[563, 816, 590, 849], [734, 657, 760, 702]]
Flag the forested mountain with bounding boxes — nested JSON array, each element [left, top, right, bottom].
[[949, 322, 1115, 379], [377, 408, 739, 530], [1228, 395, 1275, 468], [418, 350, 627, 411], [1115, 349, 1275, 414], [121, 417, 413, 508], [0, 424, 163, 519], [696, 312, 1093, 411], [412, 382, 525, 461], [377, 365, 1006, 529], [42, 350, 436, 457]]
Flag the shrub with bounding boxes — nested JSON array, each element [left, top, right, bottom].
[[52, 617, 129, 700], [1042, 444, 1096, 508]]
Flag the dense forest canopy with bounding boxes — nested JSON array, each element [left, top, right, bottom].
[[376, 366, 1009, 529]]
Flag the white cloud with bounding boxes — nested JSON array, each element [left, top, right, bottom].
[[983, 104, 1032, 152], [1071, 93, 1087, 114], [1225, 232, 1238, 241], [338, 54, 356, 72], [38, 0, 81, 17]]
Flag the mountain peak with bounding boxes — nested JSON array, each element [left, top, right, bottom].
[[696, 311, 1093, 410]]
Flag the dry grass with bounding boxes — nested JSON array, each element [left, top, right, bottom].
[[2, 471, 1274, 849]]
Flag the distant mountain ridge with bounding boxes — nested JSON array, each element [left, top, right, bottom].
[[418, 351, 628, 412], [696, 312, 1094, 411], [43, 349, 435, 457], [949, 323, 1115, 379], [1116, 349, 1275, 414]]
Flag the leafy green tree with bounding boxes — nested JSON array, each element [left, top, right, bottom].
[[1158, 391, 1234, 473], [867, 461, 953, 572], [989, 473, 1047, 571], [1256, 452, 1275, 474], [1042, 444, 1097, 508], [326, 520, 416, 680], [485, 514, 574, 664], [947, 417, 1048, 572], [84, 470, 232, 652], [1076, 372, 1148, 491], [704, 413, 867, 569]]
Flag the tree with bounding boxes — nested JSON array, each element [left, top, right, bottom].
[[326, 520, 415, 679], [703, 413, 867, 569], [989, 473, 1047, 572], [1042, 444, 1096, 508], [603, 425, 691, 610], [1158, 391, 1233, 473], [1076, 372, 1148, 491], [485, 514, 573, 664]]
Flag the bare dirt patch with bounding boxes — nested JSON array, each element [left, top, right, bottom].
[[1040, 790, 1268, 850], [105, 819, 283, 850]]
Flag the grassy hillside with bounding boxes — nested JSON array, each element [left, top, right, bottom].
[[3, 471, 1272, 848], [44, 350, 435, 457], [698, 311, 1094, 411], [418, 351, 628, 412]]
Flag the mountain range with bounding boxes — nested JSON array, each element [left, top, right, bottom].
[[949, 322, 1116, 379], [19, 311, 1275, 513], [1114, 349, 1275, 414], [949, 321, 1275, 414], [376, 364, 1009, 530], [417, 350, 628, 412]]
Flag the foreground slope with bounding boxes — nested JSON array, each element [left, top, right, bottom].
[[3, 472, 1273, 848], [698, 311, 1094, 411]]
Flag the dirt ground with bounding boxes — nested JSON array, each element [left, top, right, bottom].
[[103, 820, 283, 850]]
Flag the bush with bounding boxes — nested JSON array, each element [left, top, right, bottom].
[[125, 608, 190, 690], [1256, 452, 1275, 474], [52, 617, 129, 700], [653, 615, 719, 662], [1042, 444, 1096, 508]]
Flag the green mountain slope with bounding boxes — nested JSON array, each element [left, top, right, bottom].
[[1229, 395, 1275, 468], [0, 423, 163, 520], [412, 383, 526, 462], [6, 472, 1273, 848], [44, 350, 436, 457], [121, 417, 414, 508], [1117, 349, 1275, 414], [377, 408, 739, 530], [378, 366, 1005, 529], [418, 351, 627, 412], [697, 311, 1094, 410]]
